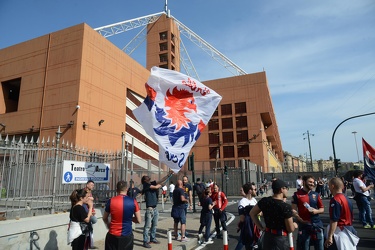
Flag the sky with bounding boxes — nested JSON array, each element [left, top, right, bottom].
[[1, 0, 375, 163]]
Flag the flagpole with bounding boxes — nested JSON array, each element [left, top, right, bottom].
[[331, 112, 375, 175]]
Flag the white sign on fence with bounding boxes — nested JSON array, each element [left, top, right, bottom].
[[62, 160, 110, 184]]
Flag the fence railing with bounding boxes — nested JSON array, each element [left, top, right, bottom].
[[0, 135, 268, 220]]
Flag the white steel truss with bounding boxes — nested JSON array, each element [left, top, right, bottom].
[[94, 12, 247, 77]]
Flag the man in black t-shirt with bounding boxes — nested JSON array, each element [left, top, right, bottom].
[[250, 179, 297, 249], [171, 180, 189, 242], [141, 171, 173, 248], [182, 176, 193, 214]]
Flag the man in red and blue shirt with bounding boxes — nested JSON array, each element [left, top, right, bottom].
[[292, 175, 324, 250], [103, 181, 141, 250], [324, 177, 357, 249]]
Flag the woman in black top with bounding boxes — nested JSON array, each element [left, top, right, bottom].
[[250, 179, 297, 250], [69, 188, 94, 250], [198, 188, 214, 243]]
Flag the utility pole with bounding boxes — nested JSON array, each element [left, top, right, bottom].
[[352, 131, 360, 163], [303, 130, 314, 171]]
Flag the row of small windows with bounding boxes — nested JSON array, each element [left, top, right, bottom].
[[208, 116, 247, 130], [212, 102, 246, 117], [209, 145, 249, 159], [208, 131, 249, 145]]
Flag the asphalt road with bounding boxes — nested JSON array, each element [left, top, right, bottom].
[[193, 195, 375, 250]]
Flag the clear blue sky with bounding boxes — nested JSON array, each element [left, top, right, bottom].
[[1, 0, 375, 163]]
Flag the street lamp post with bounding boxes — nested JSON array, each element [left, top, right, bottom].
[[352, 131, 360, 163], [303, 130, 314, 171]]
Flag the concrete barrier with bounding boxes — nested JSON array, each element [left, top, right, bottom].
[[0, 209, 107, 250]]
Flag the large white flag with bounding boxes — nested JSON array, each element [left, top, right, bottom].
[[133, 67, 222, 173]]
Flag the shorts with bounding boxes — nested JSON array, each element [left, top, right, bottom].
[[171, 206, 186, 224]]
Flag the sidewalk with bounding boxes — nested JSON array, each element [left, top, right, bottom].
[[94, 202, 210, 250]]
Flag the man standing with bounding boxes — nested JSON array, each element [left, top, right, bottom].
[[141, 171, 173, 248], [182, 176, 193, 213], [102, 181, 141, 250], [84, 180, 97, 249], [127, 181, 141, 200], [236, 182, 258, 250], [171, 180, 189, 242], [292, 175, 324, 250], [296, 175, 303, 190], [193, 178, 206, 205], [352, 170, 374, 228], [322, 175, 329, 198], [211, 183, 228, 239], [250, 179, 297, 249], [324, 177, 358, 249]]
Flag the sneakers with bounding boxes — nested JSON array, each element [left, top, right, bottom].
[[197, 233, 203, 245], [373, 225, 375, 229], [143, 242, 152, 248], [150, 239, 160, 244], [181, 236, 190, 242], [216, 234, 223, 239], [363, 224, 371, 229]]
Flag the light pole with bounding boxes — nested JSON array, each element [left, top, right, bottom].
[[303, 130, 314, 171], [352, 131, 360, 163]]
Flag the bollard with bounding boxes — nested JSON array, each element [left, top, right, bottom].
[[223, 230, 228, 250], [168, 230, 173, 250], [288, 232, 294, 250]]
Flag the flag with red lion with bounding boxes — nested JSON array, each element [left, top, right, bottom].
[[363, 138, 375, 182], [133, 67, 222, 173]]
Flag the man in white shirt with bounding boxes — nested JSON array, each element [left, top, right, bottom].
[[352, 170, 374, 228], [235, 182, 258, 250], [296, 175, 303, 190]]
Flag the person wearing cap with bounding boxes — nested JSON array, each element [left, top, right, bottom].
[[292, 175, 324, 250], [250, 179, 297, 249]]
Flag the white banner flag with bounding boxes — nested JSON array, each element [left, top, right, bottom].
[[133, 67, 222, 173]]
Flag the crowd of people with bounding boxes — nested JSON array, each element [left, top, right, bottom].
[[66, 169, 373, 250]]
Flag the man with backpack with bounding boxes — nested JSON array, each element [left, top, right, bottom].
[[194, 178, 206, 205]]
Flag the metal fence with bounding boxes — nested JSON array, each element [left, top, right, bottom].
[[0, 135, 266, 220]]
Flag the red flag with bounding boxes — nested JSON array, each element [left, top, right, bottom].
[[362, 138, 375, 181]]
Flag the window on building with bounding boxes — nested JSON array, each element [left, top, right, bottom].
[[160, 32, 168, 40], [208, 119, 219, 130], [223, 146, 234, 158], [210, 161, 221, 169], [159, 42, 168, 51], [236, 116, 247, 128], [1, 78, 21, 113], [209, 147, 219, 159], [159, 64, 168, 69], [209, 133, 220, 145], [159, 53, 168, 63], [235, 102, 246, 114], [224, 160, 235, 168], [221, 118, 233, 129], [237, 144, 249, 157], [222, 132, 234, 143], [221, 104, 232, 115], [212, 108, 218, 117], [236, 130, 248, 142]]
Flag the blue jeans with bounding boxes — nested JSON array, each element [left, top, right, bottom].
[[357, 195, 374, 226], [297, 223, 324, 250], [143, 207, 159, 243]]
